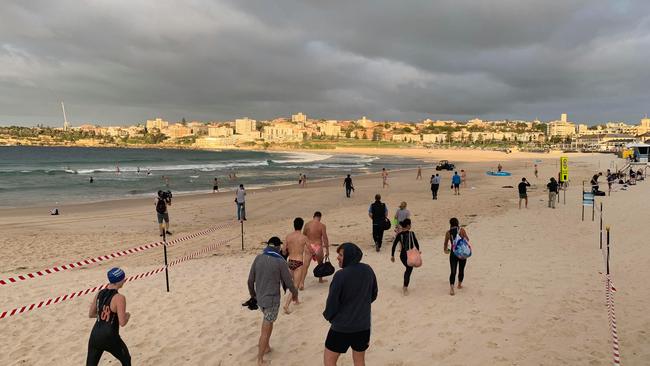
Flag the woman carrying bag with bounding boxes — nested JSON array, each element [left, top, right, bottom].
[[391, 219, 421, 296], [443, 217, 471, 296]]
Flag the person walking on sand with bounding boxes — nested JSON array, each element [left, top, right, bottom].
[[323, 243, 378, 366], [461, 169, 467, 187], [393, 202, 410, 235], [299, 211, 330, 288], [534, 164, 539, 179], [368, 194, 388, 252], [86, 268, 131, 366], [443, 218, 470, 296], [248, 237, 299, 366], [381, 168, 389, 188], [431, 173, 441, 200], [344, 174, 354, 198], [518, 177, 531, 209], [451, 171, 461, 195], [282, 218, 307, 313], [416, 166, 422, 180], [547, 177, 559, 209], [155, 190, 172, 237], [391, 219, 420, 296], [235, 184, 246, 221], [212, 177, 219, 193]]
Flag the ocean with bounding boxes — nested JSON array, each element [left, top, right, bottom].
[[0, 146, 424, 208]]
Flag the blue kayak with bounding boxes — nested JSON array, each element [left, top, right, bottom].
[[486, 171, 512, 176]]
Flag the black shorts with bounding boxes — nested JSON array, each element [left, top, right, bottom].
[[325, 328, 370, 354]]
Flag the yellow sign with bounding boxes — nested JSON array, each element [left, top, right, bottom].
[[560, 156, 568, 182]]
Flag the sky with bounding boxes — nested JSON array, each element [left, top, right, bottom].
[[1, 0, 649, 127]]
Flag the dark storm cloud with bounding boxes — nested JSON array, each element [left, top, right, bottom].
[[1, 0, 649, 126]]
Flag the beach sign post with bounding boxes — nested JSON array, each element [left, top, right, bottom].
[[599, 203, 603, 249], [162, 232, 171, 292], [582, 180, 596, 221]]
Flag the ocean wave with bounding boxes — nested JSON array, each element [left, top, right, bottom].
[[268, 152, 333, 164], [1, 160, 270, 175]]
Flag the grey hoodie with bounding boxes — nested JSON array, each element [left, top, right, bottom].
[[323, 243, 378, 333]]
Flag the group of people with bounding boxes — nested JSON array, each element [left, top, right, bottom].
[[244, 202, 472, 365]]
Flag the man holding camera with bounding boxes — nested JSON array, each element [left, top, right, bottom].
[[155, 190, 172, 237]]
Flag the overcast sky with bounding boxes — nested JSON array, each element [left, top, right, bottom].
[[1, 1, 649, 126]]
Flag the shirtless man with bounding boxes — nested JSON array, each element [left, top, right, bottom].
[[282, 218, 307, 313], [382, 168, 389, 188], [299, 211, 329, 288]]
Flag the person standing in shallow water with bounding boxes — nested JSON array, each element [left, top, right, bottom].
[[443, 218, 470, 296]]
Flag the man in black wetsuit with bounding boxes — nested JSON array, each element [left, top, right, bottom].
[[344, 175, 354, 198], [87, 267, 131, 366]]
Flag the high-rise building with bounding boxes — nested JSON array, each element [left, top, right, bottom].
[[235, 118, 257, 135], [146, 118, 169, 131], [291, 112, 307, 123], [638, 115, 650, 135], [561, 113, 568, 123]]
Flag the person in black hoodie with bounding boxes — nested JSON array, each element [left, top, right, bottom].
[[323, 243, 378, 366], [391, 219, 420, 296]]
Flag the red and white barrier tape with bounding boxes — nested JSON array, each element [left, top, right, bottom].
[[0, 235, 240, 320], [605, 274, 620, 366], [0, 221, 237, 287]]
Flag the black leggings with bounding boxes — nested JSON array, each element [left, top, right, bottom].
[[372, 224, 384, 248], [449, 253, 466, 285], [399, 252, 413, 287], [87, 335, 131, 366]]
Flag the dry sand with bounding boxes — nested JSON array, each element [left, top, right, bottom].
[[1, 148, 647, 365]]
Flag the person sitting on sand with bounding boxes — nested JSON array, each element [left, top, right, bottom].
[[282, 218, 307, 313], [299, 211, 330, 289], [443, 218, 470, 296], [391, 219, 420, 296], [87, 268, 131, 366], [248, 237, 298, 366]]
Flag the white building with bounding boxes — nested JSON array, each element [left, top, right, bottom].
[[235, 118, 257, 135], [291, 112, 307, 123]]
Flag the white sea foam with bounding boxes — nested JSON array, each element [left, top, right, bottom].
[[268, 151, 333, 164]]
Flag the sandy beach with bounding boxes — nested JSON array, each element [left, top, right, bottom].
[[1, 148, 647, 365]]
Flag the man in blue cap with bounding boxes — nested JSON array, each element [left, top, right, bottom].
[[87, 267, 131, 366]]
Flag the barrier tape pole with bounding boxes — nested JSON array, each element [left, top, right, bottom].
[[0, 235, 239, 320], [0, 221, 237, 287], [163, 232, 170, 293], [606, 275, 621, 366]]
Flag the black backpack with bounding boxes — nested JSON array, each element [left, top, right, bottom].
[[156, 198, 167, 214]]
